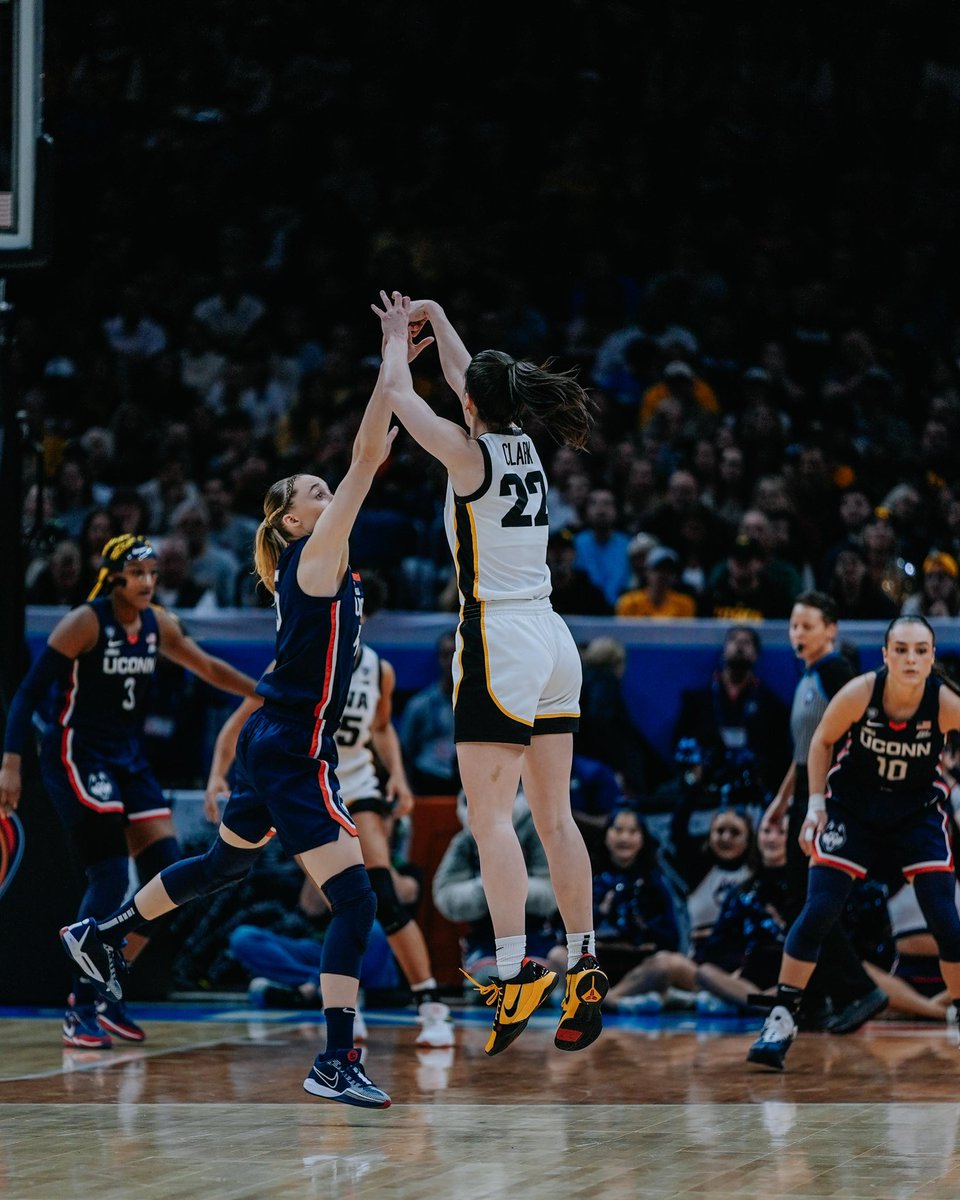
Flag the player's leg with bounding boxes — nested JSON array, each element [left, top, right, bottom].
[[60, 818, 268, 1001], [297, 830, 390, 1108], [748, 864, 856, 1069]]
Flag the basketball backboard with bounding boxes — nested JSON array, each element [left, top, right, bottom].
[[0, 0, 48, 267]]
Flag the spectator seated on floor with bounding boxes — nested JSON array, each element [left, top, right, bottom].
[[229, 872, 404, 1011], [432, 790, 558, 995], [548, 807, 681, 989]]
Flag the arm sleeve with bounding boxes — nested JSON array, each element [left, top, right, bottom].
[[3, 645, 74, 754]]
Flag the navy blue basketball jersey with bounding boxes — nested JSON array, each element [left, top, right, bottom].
[[255, 539, 363, 751], [828, 667, 947, 815], [56, 598, 160, 739]]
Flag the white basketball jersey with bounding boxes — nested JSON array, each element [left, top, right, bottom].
[[334, 643, 382, 803], [444, 428, 552, 604]]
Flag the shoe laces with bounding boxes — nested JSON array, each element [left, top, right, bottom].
[[460, 968, 502, 1008], [336, 1048, 375, 1087]]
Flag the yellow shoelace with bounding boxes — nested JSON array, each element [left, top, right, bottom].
[[460, 968, 501, 1007]]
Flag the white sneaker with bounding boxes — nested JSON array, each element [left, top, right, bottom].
[[415, 1001, 455, 1047], [946, 1003, 959, 1048], [616, 992, 663, 1014], [353, 1008, 368, 1043]]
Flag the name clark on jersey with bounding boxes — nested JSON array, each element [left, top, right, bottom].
[[102, 654, 158, 676], [859, 727, 932, 758], [502, 440, 532, 466]]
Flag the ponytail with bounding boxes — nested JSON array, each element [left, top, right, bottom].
[[465, 349, 597, 449], [254, 474, 299, 593]]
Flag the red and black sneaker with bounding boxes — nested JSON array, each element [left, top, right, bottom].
[[555, 954, 608, 1051], [96, 996, 146, 1042]]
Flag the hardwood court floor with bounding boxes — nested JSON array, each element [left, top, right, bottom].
[[2, 1004, 959, 1199]]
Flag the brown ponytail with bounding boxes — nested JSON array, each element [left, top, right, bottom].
[[465, 349, 597, 449]]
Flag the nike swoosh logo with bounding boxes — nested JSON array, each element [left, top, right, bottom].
[[314, 1069, 339, 1088], [502, 990, 523, 1019]]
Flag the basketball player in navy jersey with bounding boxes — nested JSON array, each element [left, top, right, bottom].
[[749, 615, 960, 1069], [60, 296, 419, 1108], [764, 591, 887, 1032], [374, 292, 607, 1057], [0, 534, 257, 1048], [205, 577, 455, 1048]]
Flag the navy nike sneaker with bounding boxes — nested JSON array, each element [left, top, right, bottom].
[[60, 918, 124, 1001], [303, 1048, 391, 1108]]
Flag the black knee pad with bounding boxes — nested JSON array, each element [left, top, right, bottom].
[[913, 871, 960, 961], [135, 836, 181, 885], [79, 854, 130, 920], [367, 866, 411, 936], [321, 864, 377, 969], [162, 836, 259, 906], [785, 866, 854, 962]]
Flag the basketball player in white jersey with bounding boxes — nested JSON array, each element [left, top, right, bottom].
[[205, 577, 454, 1048], [374, 291, 607, 1057]]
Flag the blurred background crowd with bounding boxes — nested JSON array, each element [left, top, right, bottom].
[[8, 0, 960, 1017], [11, 0, 960, 625]]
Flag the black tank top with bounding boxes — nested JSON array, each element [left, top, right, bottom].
[[827, 667, 948, 818]]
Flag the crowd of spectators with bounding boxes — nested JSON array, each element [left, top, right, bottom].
[[9, 3, 960, 623]]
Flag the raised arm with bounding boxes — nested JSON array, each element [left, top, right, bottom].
[[407, 299, 471, 400], [297, 322, 398, 595], [801, 674, 873, 852], [373, 291, 483, 491]]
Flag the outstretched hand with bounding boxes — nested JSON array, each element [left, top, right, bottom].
[[372, 290, 435, 361]]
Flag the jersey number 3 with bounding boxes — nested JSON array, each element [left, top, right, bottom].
[[500, 470, 548, 528]]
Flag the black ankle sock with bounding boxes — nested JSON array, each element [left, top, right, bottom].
[[324, 1006, 356, 1052], [775, 984, 804, 1016], [412, 987, 439, 1006], [97, 898, 148, 947]]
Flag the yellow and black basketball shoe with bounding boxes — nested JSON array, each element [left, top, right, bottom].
[[555, 954, 608, 1051], [463, 959, 558, 1056]]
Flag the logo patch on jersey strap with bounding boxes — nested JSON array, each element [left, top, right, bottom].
[[87, 772, 114, 802], [0, 814, 26, 904], [819, 822, 847, 853]]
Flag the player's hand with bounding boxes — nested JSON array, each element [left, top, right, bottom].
[[204, 774, 230, 824], [386, 774, 414, 818], [371, 289, 410, 340], [763, 793, 790, 828], [0, 762, 22, 817], [799, 811, 826, 856], [407, 326, 435, 362]]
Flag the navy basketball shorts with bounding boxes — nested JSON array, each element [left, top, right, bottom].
[[222, 708, 357, 856], [41, 726, 171, 827], [453, 599, 581, 745], [813, 798, 954, 879]]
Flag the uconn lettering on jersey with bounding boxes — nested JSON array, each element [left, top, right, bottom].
[[859, 727, 932, 759], [101, 653, 157, 676]]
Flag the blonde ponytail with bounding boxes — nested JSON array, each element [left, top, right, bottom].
[[253, 474, 300, 593]]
